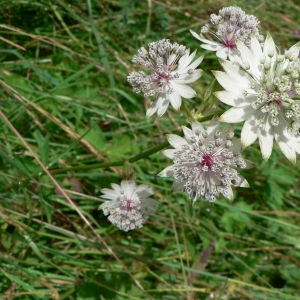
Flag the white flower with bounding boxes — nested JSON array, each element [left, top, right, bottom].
[[127, 39, 203, 117], [99, 180, 158, 231], [190, 6, 263, 60], [158, 117, 252, 202], [213, 33, 300, 164]]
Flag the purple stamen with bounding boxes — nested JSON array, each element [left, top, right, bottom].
[[122, 199, 133, 211], [198, 153, 214, 170]]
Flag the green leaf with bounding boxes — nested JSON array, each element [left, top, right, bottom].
[[107, 135, 139, 160], [109, 87, 139, 106], [33, 130, 50, 165], [0, 148, 35, 177], [77, 125, 107, 151]]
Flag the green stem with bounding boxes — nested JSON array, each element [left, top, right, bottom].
[[180, 101, 195, 120], [50, 114, 215, 175], [50, 140, 170, 175]]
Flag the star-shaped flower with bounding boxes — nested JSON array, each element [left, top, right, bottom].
[[99, 180, 158, 231], [159, 117, 252, 202], [191, 6, 263, 61], [213, 33, 300, 163], [127, 39, 203, 117]]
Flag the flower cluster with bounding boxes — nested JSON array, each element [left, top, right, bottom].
[[214, 33, 300, 163], [191, 6, 263, 60], [99, 180, 158, 231], [127, 39, 203, 117], [101, 6, 300, 231], [159, 117, 252, 202]]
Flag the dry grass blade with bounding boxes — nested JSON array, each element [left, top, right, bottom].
[[0, 79, 122, 175], [0, 36, 26, 51], [0, 24, 103, 67]]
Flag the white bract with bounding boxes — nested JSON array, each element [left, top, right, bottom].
[[99, 180, 158, 231], [159, 117, 252, 202], [214, 33, 300, 164], [127, 39, 203, 117], [191, 6, 263, 61]]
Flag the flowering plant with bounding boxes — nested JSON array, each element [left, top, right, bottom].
[[99, 6, 300, 231], [214, 33, 300, 163], [158, 117, 252, 202], [100, 180, 158, 231], [127, 39, 203, 117]]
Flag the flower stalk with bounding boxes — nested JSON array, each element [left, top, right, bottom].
[[50, 115, 216, 175]]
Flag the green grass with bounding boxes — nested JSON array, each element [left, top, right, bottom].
[[1, 0, 300, 299]]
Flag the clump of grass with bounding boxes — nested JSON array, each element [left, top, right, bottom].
[[1, 1, 300, 299]]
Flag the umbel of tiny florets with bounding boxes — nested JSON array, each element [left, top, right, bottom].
[[127, 39, 203, 117], [213, 33, 300, 163], [99, 180, 158, 231], [158, 117, 253, 202], [190, 6, 263, 60]]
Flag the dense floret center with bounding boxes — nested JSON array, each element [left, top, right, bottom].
[[121, 198, 134, 211], [199, 153, 214, 169]]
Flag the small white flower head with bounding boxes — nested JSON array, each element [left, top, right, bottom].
[[213, 33, 300, 164], [158, 117, 252, 203], [127, 39, 204, 117], [99, 180, 158, 231], [190, 6, 263, 60]]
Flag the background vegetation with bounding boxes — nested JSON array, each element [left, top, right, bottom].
[[0, 0, 300, 299]]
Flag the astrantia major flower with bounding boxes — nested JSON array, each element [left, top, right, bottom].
[[214, 33, 300, 163], [127, 39, 203, 117], [99, 180, 158, 231], [190, 6, 263, 60], [158, 117, 252, 202]]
